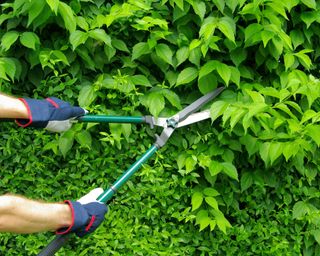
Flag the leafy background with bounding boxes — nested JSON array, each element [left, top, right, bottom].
[[1, 0, 320, 255]]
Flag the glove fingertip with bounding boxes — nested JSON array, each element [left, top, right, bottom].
[[72, 106, 87, 117]]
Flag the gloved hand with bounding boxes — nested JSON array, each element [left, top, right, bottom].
[[57, 188, 108, 237], [16, 97, 86, 132]]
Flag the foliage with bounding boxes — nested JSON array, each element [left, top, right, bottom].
[[1, 0, 320, 255]]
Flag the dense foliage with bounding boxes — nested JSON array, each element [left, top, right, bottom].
[[1, 0, 320, 255]]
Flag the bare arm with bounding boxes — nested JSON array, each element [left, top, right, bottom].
[[0, 93, 28, 119], [0, 195, 72, 233]]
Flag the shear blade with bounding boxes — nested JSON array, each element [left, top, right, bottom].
[[177, 110, 211, 127]]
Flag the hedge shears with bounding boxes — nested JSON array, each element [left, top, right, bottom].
[[37, 86, 225, 255]]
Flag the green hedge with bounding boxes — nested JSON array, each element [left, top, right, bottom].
[[1, 0, 320, 255]]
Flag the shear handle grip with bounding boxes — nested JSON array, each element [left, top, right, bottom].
[[37, 234, 71, 256]]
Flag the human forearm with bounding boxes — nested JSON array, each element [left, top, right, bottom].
[[0, 94, 28, 119], [0, 195, 72, 233]]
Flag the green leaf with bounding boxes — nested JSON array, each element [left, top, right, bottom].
[[192, 0, 206, 21], [301, 0, 316, 9], [75, 130, 92, 148], [132, 42, 150, 60], [46, 0, 59, 14], [241, 172, 253, 192], [306, 125, 320, 146], [58, 2, 76, 32], [221, 162, 238, 181], [198, 73, 217, 94], [203, 188, 220, 197], [27, 0, 46, 27], [140, 91, 165, 116], [213, 209, 231, 234], [162, 89, 182, 109], [88, 29, 112, 47], [176, 46, 189, 67], [192, 192, 203, 211], [196, 210, 210, 231], [217, 17, 236, 43], [69, 30, 88, 50], [1, 31, 20, 51], [78, 85, 97, 107], [259, 142, 270, 165], [269, 142, 283, 165], [292, 201, 310, 219], [186, 156, 197, 173], [312, 230, 320, 245], [131, 75, 151, 87], [112, 39, 129, 52], [216, 63, 231, 85], [176, 67, 198, 86], [244, 23, 263, 46], [210, 101, 229, 122], [59, 130, 75, 158], [199, 60, 218, 80], [212, 0, 225, 13], [20, 32, 40, 50], [205, 197, 219, 210], [200, 17, 218, 40], [284, 53, 295, 71], [155, 44, 173, 65], [209, 161, 223, 176]]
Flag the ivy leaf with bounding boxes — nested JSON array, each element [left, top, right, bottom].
[[1, 31, 20, 51], [176, 67, 198, 86], [58, 2, 76, 32], [88, 29, 112, 47], [20, 32, 40, 50], [155, 44, 173, 65], [221, 162, 238, 181], [192, 192, 203, 211], [70, 30, 88, 50]]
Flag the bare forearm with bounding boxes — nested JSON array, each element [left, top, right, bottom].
[[0, 93, 28, 119], [0, 195, 72, 233]]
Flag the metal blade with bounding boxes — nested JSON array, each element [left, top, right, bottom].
[[177, 110, 211, 128], [176, 87, 224, 122]]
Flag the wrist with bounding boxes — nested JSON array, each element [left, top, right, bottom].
[[56, 203, 73, 229], [0, 95, 29, 118]]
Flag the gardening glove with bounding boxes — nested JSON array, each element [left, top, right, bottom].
[[16, 97, 86, 132], [56, 188, 108, 237]]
